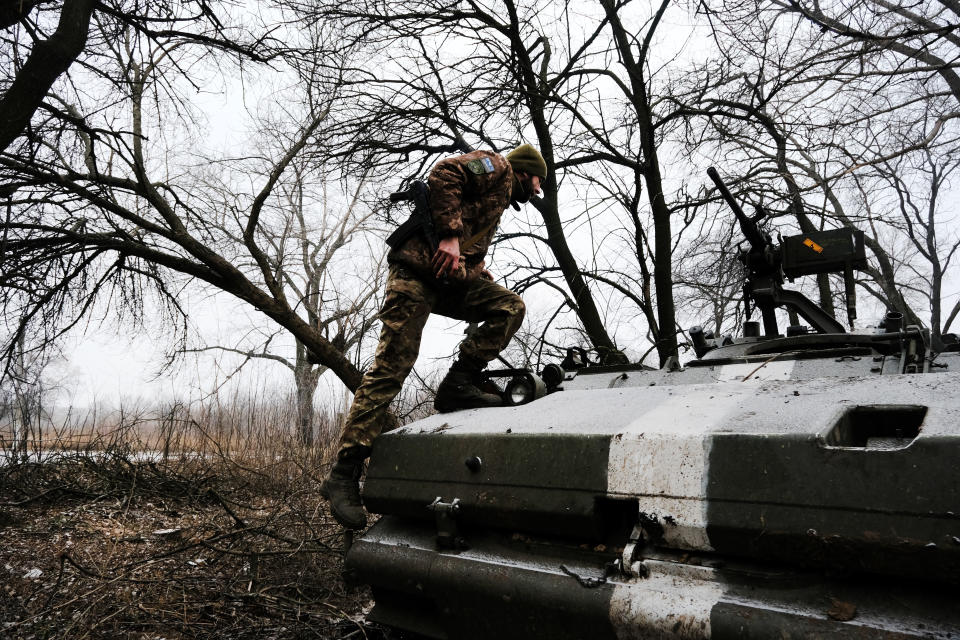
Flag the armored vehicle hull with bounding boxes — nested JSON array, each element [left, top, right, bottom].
[[349, 170, 960, 637], [347, 352, 960, 638], [352, 519, 958, 639]]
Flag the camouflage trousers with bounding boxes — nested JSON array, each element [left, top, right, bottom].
[[338, 264, 525, 452]]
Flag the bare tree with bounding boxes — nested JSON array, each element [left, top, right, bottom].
[[858, 144, 960, 342], [284, 0, 754, 365], [283, 1, 649, 362], [674, 0, 960, 335], [0, 332, 60, 460], [592, 0, 681, 364], [673, 219, 745, 337], [0, 9, 378, 400], [0, 0, 276, 152], [7, 0, 957, 393], [186, 161, 385, 445], [302, 0, 960, 357], [782, 0, 960, 107]]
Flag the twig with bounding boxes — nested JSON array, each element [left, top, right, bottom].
[[740, 351, 801, 381]]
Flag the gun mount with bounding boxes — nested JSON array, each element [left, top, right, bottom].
[[707, 166, 866, 337], [343, 169, 960, 639]]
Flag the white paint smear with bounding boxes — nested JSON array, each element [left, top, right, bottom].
[[609, 564, 723, 639], [608, 393, 742, 552]]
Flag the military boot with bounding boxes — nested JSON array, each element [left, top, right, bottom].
[[434, 359, 502, 413], [320, 446, 370, 530]]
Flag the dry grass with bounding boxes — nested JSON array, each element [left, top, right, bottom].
[[0, 392, 405, 640], [5, 388, 341, 458]]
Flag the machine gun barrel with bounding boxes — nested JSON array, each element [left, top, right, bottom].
[[707, 167, 765, 249]]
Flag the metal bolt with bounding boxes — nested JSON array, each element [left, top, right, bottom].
[[465, 456, 482, 472]]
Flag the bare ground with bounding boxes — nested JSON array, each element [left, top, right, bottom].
[[0, 453, 395, 639]]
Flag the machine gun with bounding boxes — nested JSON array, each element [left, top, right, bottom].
[[386, 180, 439, 253], [707, 167, 867, 338]]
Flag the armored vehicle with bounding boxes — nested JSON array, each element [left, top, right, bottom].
[[345, 169, 960, 638]]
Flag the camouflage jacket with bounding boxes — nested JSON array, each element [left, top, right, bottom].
[[387, 150, 513, 285]]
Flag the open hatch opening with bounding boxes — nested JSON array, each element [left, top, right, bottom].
[[823, 405, 926, 449]]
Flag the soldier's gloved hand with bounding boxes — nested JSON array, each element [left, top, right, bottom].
[[432, 236, 460, 278]]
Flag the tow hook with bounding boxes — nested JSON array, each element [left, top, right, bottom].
[[427, 497, 468, 551]]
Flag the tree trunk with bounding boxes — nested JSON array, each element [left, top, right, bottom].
[[293, 345, 322, 447], [602, 0, 679, 366], [531, 197, 625, 360], [0, 0, 96, 151]]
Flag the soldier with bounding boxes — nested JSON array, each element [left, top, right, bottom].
[[321, 144, 548, 529]]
